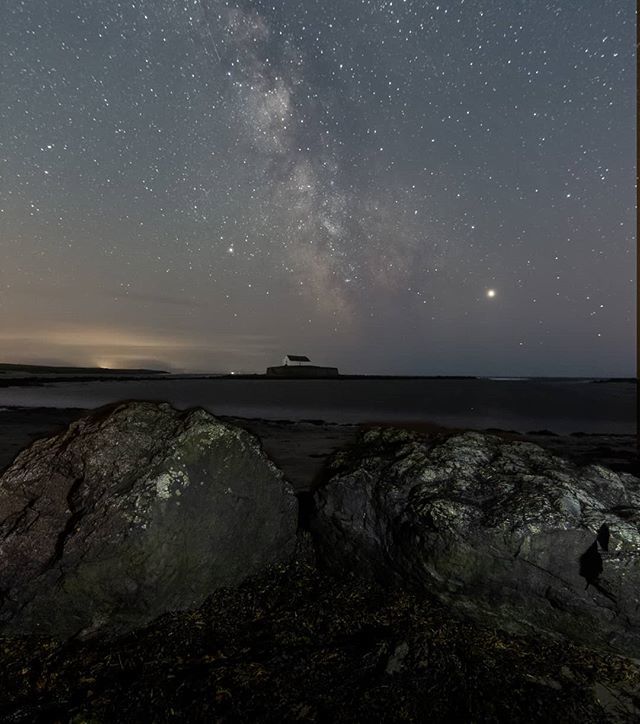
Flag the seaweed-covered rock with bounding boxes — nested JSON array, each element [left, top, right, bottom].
[[3, 546, 640, 723], [312, 429, 640, 657], [0, 401, 297, 638]]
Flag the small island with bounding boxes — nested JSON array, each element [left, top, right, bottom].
[[266, 354, 339, 378]]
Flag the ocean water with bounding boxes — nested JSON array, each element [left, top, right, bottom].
[[0, 378, 634, 435]]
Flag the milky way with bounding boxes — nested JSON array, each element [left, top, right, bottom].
[[0, 1, 635, 374]]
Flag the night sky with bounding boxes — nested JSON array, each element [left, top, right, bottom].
[[1, 1, 635, 375]]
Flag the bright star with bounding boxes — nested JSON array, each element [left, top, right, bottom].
[[486, 289, 496, 298]]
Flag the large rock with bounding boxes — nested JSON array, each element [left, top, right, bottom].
[[312, 429, 640, 657], [0, 401, 297, 638]]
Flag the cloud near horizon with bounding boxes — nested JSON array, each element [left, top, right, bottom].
[[0, 325, 279, 372]]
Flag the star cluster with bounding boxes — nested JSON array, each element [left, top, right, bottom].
[[0, 0, 635, 374]]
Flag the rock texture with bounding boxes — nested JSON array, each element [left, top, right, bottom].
[[0, 401, 297, 638], [312, 429, 640, 657]]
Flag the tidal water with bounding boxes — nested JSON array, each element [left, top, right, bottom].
[[0, 378, 634, 435]]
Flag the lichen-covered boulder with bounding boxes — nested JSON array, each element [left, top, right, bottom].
[[312, 429, 640, 657], [0, 402, 297, 638]]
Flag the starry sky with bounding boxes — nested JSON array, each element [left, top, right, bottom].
[[1, 0, 635, 375]]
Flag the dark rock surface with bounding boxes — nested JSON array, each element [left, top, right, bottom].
[[0, 401, 297, 639], [312, 429, 640, 657]]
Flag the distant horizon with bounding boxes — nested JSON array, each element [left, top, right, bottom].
[[1, 358, 635, 380]]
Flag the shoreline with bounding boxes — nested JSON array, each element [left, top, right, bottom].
[[0, 377, 634, 436], [0, 374, 636, 388], [1, 405, 637, 487]]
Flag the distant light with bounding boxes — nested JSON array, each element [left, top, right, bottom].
[[230, 371, 235, 375], [486, 289, 496, 298]]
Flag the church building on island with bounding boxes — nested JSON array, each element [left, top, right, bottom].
[[266, 354, 339, 378]]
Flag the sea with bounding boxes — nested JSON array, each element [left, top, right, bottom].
[[0, 377, 635, 435]]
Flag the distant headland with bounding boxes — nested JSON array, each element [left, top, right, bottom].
[[0, 363, 167, 376]]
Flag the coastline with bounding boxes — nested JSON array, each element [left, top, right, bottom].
[[1, 405, 636, 485]]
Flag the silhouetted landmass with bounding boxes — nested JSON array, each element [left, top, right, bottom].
[[266, 364, 340, 378], [0, 363, 167, 375], [591, 378, 637, 384], [223, 373, 479, 380]]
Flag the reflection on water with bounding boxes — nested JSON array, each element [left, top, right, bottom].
[[0, 378, 634, 434]]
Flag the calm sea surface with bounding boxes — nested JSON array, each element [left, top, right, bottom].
[[0, 378, 635, 435]]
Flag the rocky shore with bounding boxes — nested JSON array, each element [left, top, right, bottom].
[[0, 402, 638, 721]]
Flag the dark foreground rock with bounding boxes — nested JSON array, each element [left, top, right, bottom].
[[312, 429, 640, 658], [1, 538, 639, 723], [0, 401, 297, 639]]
